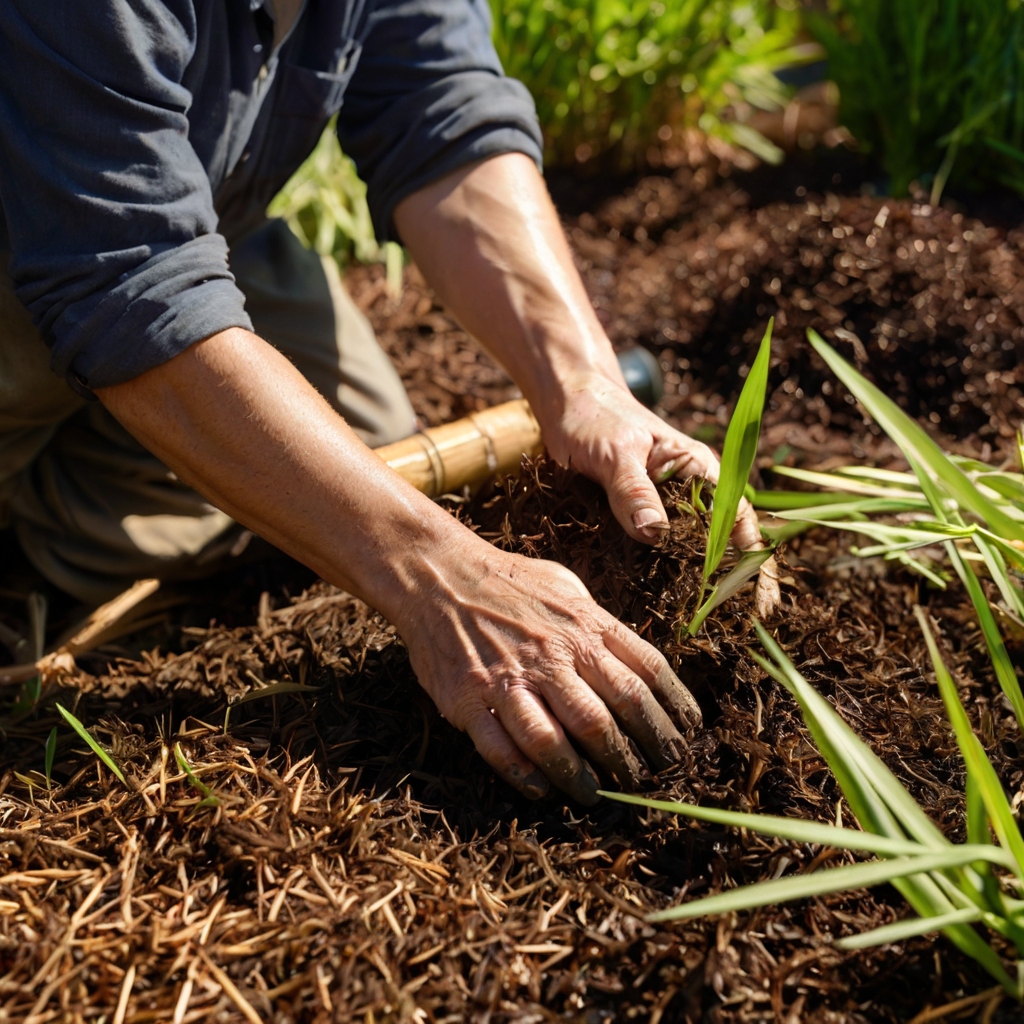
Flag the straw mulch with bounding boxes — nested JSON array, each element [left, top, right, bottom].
[[3, 157, 1024, 1022]]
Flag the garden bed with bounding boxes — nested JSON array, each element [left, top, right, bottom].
[[2, 154, 1024, 1023]]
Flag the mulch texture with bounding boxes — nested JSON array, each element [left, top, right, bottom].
[[3, 156, 1024, 1023]]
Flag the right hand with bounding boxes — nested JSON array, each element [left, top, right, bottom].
[[396, 536, 702, 804]]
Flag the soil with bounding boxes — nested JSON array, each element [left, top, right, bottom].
[[3, 151, 1024, 1023]]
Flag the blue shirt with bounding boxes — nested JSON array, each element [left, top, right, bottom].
[[0, 0, 542, 393]]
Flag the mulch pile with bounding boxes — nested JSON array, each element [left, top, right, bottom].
[[3, 156, 1024, 1023]]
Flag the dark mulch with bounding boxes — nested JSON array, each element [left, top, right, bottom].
[[2, 156, 1024, 1023]]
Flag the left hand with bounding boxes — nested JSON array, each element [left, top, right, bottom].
[[542, 369, 764, 550]]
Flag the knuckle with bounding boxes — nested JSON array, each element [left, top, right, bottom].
[[609, 669, 646, 715]]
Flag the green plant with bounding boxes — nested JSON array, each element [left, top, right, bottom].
[[757, 331, 1024, 731], [603, 619, 1024, 997], [43, 726, 56, 790], [56, 703, 126, 785], [267, 121, 404, 292], [808, 0, 1024, 201], [688, 318, 775, 633], [174, 742, 220, 808], [491, 0, 815, 169]]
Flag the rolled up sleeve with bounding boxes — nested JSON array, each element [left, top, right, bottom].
[[0, 0, 251, 392], [337, 0, 544, 242]]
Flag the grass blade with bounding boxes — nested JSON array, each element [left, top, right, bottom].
[[688, 548, 773, 635], [946, 542, 1024, 732], [807, 330, 1024, 542], [753, 623, 949, 848], [772, 465, 922, 500], [174, 742, 220, 808], [56, 703, 126, 785], [835, 906, 984, 951], [914, 607, 1024, 877], [600, 791, 973, 860], [231, 680, 322, 706], [703, 319, 773, 582], [44, 727, 57, 790], [649, 848, 1015, 923]]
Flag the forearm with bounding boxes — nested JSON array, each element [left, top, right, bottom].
[[95, 327, 470, 623], [393, 152, 626, 421]]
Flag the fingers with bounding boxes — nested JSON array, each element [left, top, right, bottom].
[[538, 669, 645, 789], [576, 649, 686, 771], [603, 451, 670, 545], [462, 705, 550, 800], [648, 435, 763, 552], [491, 686, 602, 805], [603, 621, 703, 732]]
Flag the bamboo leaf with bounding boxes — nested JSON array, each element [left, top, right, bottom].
[[56, 704, 126, 785], [703, 319, 773, 582]]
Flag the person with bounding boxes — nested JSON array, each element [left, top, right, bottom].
[[0, 0, 761, 804]]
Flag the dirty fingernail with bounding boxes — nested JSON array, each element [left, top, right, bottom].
[[522, 770, 550, 800], [576, 760, 601, 805], [633, 507, 668, 532]]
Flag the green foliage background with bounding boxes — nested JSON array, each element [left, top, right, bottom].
[[269, 1, 807, 268], [491, 0, 810, 169], [808, 0, 1024, 201]]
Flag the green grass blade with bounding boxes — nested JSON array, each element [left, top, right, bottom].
[[974, 535, 1024, 620], [232, 681, 322, 706], [974, 472, 1024, 509], [56, 703, 126, 785], [769, 498, 930, 519], [600, 791, 950, 858], [703, 319, 773, 581], [946, 542, 1024, 732], [772, 465, 922, 499], [751, 489, 852, 511], [648, 848, 1015, 923], [835, 906, 984, 951], [914, 607, 1024, 877], [753, 623, 949, 848], [688, 548, 773, 635], [807, 330, 1024, 542], [174, 742, 220, 807], [44, 727, 57, 790]]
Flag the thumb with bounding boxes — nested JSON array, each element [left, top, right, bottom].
[[605, 454, 669, 544]]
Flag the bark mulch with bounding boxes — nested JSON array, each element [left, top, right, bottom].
[[2, 157, 1024, 1023]]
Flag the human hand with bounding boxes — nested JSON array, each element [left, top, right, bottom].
[[543, 369, 763, 548], [397, 538, 702, 804]]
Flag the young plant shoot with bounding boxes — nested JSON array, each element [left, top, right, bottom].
[[688, 319, 775, 634]]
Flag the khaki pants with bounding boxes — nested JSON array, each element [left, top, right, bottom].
[[0, 220, 415, 604]]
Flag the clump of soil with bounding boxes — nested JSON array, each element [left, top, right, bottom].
[[3, 158, 1024, 1023]]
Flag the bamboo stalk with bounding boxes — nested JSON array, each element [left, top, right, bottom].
[[377, 398, 543, 498]]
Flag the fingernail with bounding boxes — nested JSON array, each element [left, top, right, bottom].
[[655, 459, 678, 483], [633, 507, 667, 531], [522, 770, 549, 800], [575, 761, 601, 805]]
